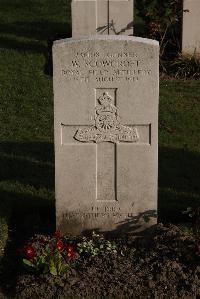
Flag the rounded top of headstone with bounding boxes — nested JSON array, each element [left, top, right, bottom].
[[53, 35, 159, 48]]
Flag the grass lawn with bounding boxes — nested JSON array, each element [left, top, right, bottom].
[[0, 0, 200, 265], [0, 0, 71, 259]]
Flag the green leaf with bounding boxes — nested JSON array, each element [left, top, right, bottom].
[[50, 265, 57, 276], [49, 257, 58, 276], [23, 258, 35, 268]]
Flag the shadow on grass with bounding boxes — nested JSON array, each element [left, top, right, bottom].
[[0, 20, 72, 75], [0, 21, 71, 42], [0, 141, 55, 242], [0, 189, 55, 297], [0, 142, 54, 190], [0, 142, 55, 296], [0, 21, 71, 54], [0, 36, 47, 53], [0, 190, 55, 241], [159, 146, 200, 223]]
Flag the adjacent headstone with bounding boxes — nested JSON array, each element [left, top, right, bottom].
[[71, 0, 134, 37], [53, 36, 159, 235], [182, 0, 200, 56]]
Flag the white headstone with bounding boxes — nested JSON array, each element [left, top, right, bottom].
[[71, 0, 134, 37], [182, 0, 200, 56], [53, 36, 159, 235]]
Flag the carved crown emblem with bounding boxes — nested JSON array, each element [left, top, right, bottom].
[[74, 92, 139, 144]]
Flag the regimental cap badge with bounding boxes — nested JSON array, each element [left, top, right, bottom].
[[74, 92, 139, 144]]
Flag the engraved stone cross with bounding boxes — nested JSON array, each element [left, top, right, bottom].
[[61, 90, 150, 202]]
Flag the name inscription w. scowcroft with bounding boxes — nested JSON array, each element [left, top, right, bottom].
[[61, 51, 152, 83]]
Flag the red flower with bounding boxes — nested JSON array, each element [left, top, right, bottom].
[[56, 239, 64, 251], [67, 251, 75, 260], [66, 244, 75, 260], [25, 245, 35, 260], [54, 230, 61, 238], [66, 244, 74, 252]]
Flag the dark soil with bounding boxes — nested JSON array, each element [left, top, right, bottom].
[[1, 224, 200, 298]]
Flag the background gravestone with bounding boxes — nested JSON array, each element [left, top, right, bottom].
[[182, 0, 200, 56], [71, 0, 134, 37], [53, 36, 159, 235]]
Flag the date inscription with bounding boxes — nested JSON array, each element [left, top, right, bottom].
[[61, 51, 152, 84]]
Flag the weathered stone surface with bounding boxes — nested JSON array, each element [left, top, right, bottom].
[[182, 0, 200, 56], [53, 36, 159, 235], [71, 0, 134, 37]]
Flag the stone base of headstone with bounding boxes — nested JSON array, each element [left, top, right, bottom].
[[53, 36, 159, 235], [182, 0, 200, 56]]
